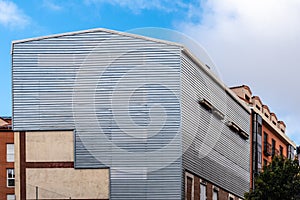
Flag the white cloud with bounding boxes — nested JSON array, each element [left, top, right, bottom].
[[43, 0, 62, 11], [0, 0, 30, 28], [179, 0, 300, 144]]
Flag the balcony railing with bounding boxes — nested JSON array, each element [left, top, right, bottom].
[[264, 142, 272, 157], [272, 148, 280, 157]]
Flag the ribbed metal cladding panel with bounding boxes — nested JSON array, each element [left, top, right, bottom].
[[181, 52, 250, 198], [12, 30, 182, 200]]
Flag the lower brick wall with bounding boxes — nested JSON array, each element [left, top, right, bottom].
[[185, 171, 243, 200]]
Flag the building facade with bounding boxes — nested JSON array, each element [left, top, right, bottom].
[[0, 117, 15, 200], [12, 28, 250, 199], [231, 85, 296, 188]]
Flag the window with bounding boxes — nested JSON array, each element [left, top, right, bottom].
[[7, 169, 14, 187], [264, 132, 268, 144], [6, 144, 14, 162], [257, 124, 262, 170], [289, 145, 295, 159], [265, 113, 269, 118], [200, 183, 207, 200], [256, 105, 261, 110], [272, 139, 276, 157], [263, 132, 271, 156], [245, 95, 250, 102], [263, 159, 268, 167], [279, 145, 283, 156], [7, 194, 15, 200], [228, 194, 234, 200], [213, 190, 218, 200], [185, 172, 194, 200]]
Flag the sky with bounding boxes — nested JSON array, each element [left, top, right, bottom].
[[1, 0, 300, 144]]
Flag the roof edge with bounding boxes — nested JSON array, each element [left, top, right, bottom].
[[12, 27, 184, 48], [181, 48, 251, 114]]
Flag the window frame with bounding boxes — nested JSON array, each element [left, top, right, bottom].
[[6, 194, 15, 200], [185, 172, 194, 200], [279, 145, 283, 156], [7, 169, 15, 188], [6, 144, 14, 162], [212, 189, 218, 200], [200, 182, 207, 200]]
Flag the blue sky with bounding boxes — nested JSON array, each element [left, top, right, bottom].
[[1, 0, 300, 144], [0, 0, 196, 115]]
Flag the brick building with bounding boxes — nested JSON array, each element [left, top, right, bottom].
[[0, 117, 15, 200], [231, 85, 296, 188]]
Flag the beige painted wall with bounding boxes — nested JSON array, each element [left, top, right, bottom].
[[26, 168, 109, 199], [26, 131, 74, 162], [14, 132, 20, 200]]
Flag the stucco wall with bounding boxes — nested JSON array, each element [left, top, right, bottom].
[[26, 168, 109, 199], [26, 131, 74, 162]]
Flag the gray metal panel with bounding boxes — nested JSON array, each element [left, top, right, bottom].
[[12, 30, 182, 200], [181, 52, 250, 198]]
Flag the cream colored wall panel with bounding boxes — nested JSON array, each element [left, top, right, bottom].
[[26, 131, 74, 162], [26, 168, 109, 199]]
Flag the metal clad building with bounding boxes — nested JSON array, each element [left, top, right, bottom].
[[12, 28, 250, 199], [181, 52, 250, 198]]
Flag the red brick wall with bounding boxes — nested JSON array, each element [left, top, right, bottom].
[[185, 171, 243, 200], [0, 130, 15, 199], [219, 189, 228, 200], [194, 176, 200, 200], [206, 182, 212, 200]]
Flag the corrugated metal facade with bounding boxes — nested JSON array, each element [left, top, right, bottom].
[[12, 28, 250, 199], [13, 29, 183, 200], [181, 52, 250, 198]]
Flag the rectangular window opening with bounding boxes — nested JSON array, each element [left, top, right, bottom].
[[7, 169, 15, 187], [213, 190, 218, 200], [6, 144, 14, 162], [256, 105, 261, 110], [7, 194, 15, 200], [272, 139, 276, 157], [200, 183, 207, 200]]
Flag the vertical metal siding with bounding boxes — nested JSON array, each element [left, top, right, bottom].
[[181, 52, 250, 198], [12, 30, 182, 200]]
